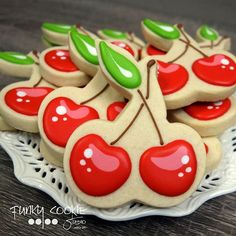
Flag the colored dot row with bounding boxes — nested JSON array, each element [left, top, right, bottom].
[[28, 218, 58, 225]]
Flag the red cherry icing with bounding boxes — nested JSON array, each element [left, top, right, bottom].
[[43, 97, 99, 147], [183, 98, 231, 120], [204, 144, 209, 154], [45, 49, 79, 72], [140, 140, 197, 196], [147, 45, 166, 56], [5, 87, 53, 116], [107, 101, 126, 121], [192, 54, 236, 86], [111, 41, 135, 56], [157, 60, 189, 95], [70, 134, 131, 196]]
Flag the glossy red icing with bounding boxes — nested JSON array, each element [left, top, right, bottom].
[[111, 41, 135, 56], [107, 101, 126, 121], [140, 140, 197, 196], [204, 144, 209, 154], [147, 45, 166, 56], [70, 134, 131, 196], [192, 54, 236, 86], [45, 49, 79, 72], [43, 97, 99, 147], [184, 99, 231, 120], [157, 60, 189, 95], [5, 87, 53, 116]]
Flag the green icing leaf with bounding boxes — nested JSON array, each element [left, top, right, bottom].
[[143, 18, 180, 39], [0, 52, 34, 65], [199, 25, 219, 41], [101, 29, 127, 39], [42, 23, 72, 34], [71, 27, 98, 65], [99, 41, 141, 89]]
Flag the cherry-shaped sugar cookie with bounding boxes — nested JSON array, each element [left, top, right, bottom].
[[196, 25, 231, 51], [169, 97, 236, 137], [141, 19, 236, 109], [0, 50, 39, 78], [39, 46, 91, 87], [63, 40, 206, 208], [38, 30, 129, 167], [97, 28, 145, 57], [203, 137, 222, 173], [41, 22, 98, 46], [141, 24, 230, 58], [0, 64, 55, 132], [0, 115, 15, 131]]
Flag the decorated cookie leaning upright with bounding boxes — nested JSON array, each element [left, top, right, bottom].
[[0, 50, 39, 78], [41, 22, 98, 46], [196, 25, 231, 51], [38, 29, 130, 167], [0, 64, 55, 132], [141, 19, 236, 109], [168, 96, 236, 137], [63, 40, 206, 208]]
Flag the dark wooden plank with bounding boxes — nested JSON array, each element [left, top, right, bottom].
[[0, 0, 236, 235]]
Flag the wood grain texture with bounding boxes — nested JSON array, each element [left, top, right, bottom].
[[0, 0, 236, 235]]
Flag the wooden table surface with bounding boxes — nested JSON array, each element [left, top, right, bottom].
[[0, 0, 236, 235]]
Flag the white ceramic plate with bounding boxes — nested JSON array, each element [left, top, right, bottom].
[[0, 127, 236, 221]]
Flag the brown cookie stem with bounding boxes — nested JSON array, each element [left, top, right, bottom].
[[146, 59, 156, 99], [200, 36, 228, 48], [32, 50, 39, 59], [138, 89, 164, 145], [168, 44, 189, 63], [110, 103, 144, 145], [80, 83, 109, 105], [110, 60, 156, 145], [33, 77, 43, 87], [178, 24, 208, 58], [76, 24, 89, 36]]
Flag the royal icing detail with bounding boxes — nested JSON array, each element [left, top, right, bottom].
[[183, 98, 231, 120], [107, 101, 126, 121], [42, 23, 72, 34], [147, 45, 166, 56], [199, 25, 219, 41], [45, 49, 79, 72], [101, 29, 127, 39], [204, 144, 209, 154], [99, 42, 141, 88], [70, 134, 131, 196], [43, 97, 99, 147], [157, 60, 189, 95], [5, 87, 53, 116], [0, 52, 34, 65], [140, 140, 197, 196], [70, 27, 99, 65], [192, 54, 236, 86], [143, 18, 180, 39], [111, 41, 135, 56]]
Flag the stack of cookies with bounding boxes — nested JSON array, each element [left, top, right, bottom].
[[0, 18, 235, 208]]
